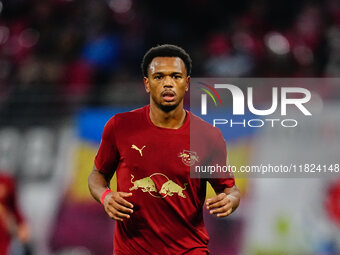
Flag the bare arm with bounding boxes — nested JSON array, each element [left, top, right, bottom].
[[88, 165, 134, 221], [206, 184, 241, 218], [88, 165, 111, 203]]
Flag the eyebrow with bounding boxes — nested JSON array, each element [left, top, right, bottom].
[[152, 72, 183, 75]]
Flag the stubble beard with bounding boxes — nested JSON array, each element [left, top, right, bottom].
[[157, 99, 179, 112], [151, 94, 180, 113], [159, 103, 178, 112]]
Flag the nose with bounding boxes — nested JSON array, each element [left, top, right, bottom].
[[163, 75, 174, 88]]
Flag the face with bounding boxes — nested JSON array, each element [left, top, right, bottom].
[[144, 57, 190, 112]]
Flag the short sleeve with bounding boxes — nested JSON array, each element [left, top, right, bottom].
[[207, 130, 235, 192], [94, 117, 120, 175]]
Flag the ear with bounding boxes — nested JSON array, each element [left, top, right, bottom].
[[185, 76, 190, 92], [144, 77, 150, 93]]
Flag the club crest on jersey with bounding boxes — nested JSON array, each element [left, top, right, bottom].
[[178, 150, 199, 166]]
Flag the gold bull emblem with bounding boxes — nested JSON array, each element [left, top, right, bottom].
[[159, 180, 188, 198], [129, 174, 157, 193]]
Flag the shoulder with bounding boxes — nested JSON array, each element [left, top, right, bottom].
[[106, 106, 146, 128], [190, 112, 224, 140]]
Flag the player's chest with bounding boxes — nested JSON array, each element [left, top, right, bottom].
[[116, 134, 200, 176]]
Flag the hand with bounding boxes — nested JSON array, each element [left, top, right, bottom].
[[206, 193, 233, 218], [103, 191, 134, 222]]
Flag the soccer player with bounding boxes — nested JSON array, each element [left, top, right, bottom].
[[88, 44, 241, 254], [0, 172, 30, 255]]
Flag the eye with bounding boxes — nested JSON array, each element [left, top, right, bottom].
[[172, 74, 182, 79], [154, 75, 162, 80]]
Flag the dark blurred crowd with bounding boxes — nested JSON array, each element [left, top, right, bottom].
[[0, 0, 340, 124]]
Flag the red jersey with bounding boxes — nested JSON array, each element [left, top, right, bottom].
[[0, 173, 24, 254], [95, 105, 234, 255]]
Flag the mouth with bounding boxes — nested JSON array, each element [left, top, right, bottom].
[[161, 90, 176, 102]]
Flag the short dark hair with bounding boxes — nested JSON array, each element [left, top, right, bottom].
[[141, 44, 192, 77]]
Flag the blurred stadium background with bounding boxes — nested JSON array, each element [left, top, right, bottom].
[[1, 0, 340, 254]]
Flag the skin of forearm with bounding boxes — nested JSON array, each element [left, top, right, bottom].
[[88, 168, 111, 203], [223, 185, 241, 212]]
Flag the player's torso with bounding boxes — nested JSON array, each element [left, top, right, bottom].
[[114, 122, 211, 247], [109, 109, 220, 253], [111, 109, 216, 206], [115, 128, 197, 201]]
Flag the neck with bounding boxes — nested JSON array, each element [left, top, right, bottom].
[[149, 101, 186, 129]]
